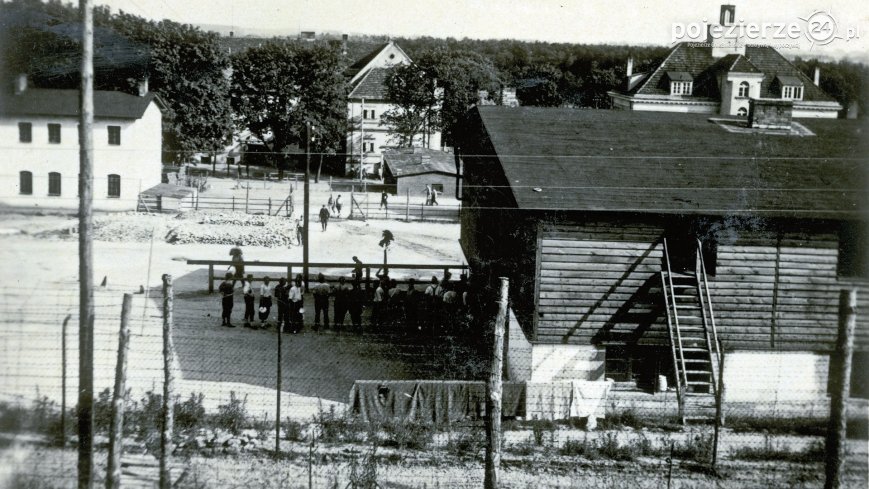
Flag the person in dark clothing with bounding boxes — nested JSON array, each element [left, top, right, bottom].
[[380, 190, 388, 210], [335, 195, 343, 217], [404, 278, 420, 332], [229, 246, 244, 287], [313, 273, 331, 331], [352, 256, 364, 288], [348, 283, 364, 333], [295, 218, 304, 245], [333, 276, 352, 330], [242, 274, 255, 328], [218, 273, 235, 327], [275, 278, 290, 333], [319, 205, 330, 231]]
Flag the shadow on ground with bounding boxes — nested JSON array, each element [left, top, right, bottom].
[[158, 268, 486, 405]]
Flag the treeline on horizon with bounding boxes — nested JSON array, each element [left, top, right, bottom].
[[1, 0, 867, 150]]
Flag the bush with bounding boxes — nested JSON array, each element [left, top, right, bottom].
[[250, 414, 271, 441], [316, 405, 368, 444], [672, 433, 714, 463], [380, 418, 433, 450], [174, 392, 206, 434], [0, 402, 27, 433], [445, 427, 485, 457], [560, 437, 596, 457], [214, 391, 248, 436], [284, 418, 305, 441], [528, 417, 557, 446], [93, 388, 113, 434]]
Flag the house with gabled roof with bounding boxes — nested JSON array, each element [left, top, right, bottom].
[[609, 5, 842, 118], [345, 41, 442, 177], [456, 103, 867, 422], [0, 75, 164, 211]]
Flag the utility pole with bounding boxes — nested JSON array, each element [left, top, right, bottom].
[[825, 289, 858, 489], [78, 1, 95, 487], [303, 121, 311, 290], [359, 98, 365, 182]]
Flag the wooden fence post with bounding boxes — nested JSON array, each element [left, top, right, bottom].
[[365, 267, 371, 295], [106, 294, 133, 489], [195, 192, 199, 211], [485, 277, 508, 489], [269, 197, 272, 216], [232, 195, 235, 212], [350, 185, 355, 218], [208, 265, 214, 294], [62, 314, 70, 447], [421, 203, 424, 220], [825, 289, 858, 489], [160, 275, 175, 489], [156, 195, 162, 213], [405, 189, 410, 221], [712, 351, 726, 470], [276, 311, 282, 458], [245, 187, 249, 214]]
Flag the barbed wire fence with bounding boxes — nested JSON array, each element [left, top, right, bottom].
[[0, 272, 866, 488]]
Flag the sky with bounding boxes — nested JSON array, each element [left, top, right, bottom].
[[94, 0, 869, 58]]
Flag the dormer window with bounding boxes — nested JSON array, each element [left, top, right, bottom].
[[775, 75, 804, 101], [782, 86, 803, 100], [667, 72, 693, 96], [671, 81, 693, 95]]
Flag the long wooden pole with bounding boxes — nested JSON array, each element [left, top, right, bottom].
[[303, 121, 311, 290], [77, 1, 95, 487], [62, 314, 70, 447], [485, 277, 508, 489], [275, 320, 282, 458], [825, 289, 857, 489], [106, 294, 133, 489], [160, 275, 175, 489]]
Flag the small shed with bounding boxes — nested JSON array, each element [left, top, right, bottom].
[[382, 148, 458, 198], [138, 183, 196, 213]]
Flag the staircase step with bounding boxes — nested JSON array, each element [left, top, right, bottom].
[[687, 381, 711, 386], [680, 347, 709, 352], [684, 370, 711, 375], [683, 359, 710, 364]]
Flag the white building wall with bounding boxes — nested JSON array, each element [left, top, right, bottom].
[[628, 101, 719, 114], [723, 351, 830, 402], [0, 101, 162, 211]]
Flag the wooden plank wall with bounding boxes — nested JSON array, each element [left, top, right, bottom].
[[536, 221, 869, 351]]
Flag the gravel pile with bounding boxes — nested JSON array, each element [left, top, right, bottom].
[[166, 221, 294, 247], [190, 212, 276, 227]]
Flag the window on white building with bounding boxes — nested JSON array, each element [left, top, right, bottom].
[[48, 172, 61, 196], [19, 171, 32, 195], [736, 107, 748, 117], [108, 126, 121, 145], [782, 85, 803, 100], [737, 81, 750, 98], [18, 122, 32, 143], [107, 174, 121, 198], [48, 123, 61, 144], [670, 81, 693, 96]]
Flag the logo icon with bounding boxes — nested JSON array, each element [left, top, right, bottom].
[[800, 10, 842, 48]]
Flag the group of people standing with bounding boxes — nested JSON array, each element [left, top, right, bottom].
[[370, 270, 472, 333]]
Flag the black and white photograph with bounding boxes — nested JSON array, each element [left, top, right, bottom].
[[0, 0, 867, 487]]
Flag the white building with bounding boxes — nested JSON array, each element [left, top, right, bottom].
[[345, 41, 442, 176], [608, 5, 842, 118], [0, 76, 163, 211]]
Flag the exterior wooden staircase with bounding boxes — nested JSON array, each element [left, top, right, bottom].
[[661, 238, 722, 424]]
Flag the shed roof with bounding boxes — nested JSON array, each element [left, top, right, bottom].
[[384, 148, 457, 177], [466, 106, 867, 219], [0, 88, 160, 119]]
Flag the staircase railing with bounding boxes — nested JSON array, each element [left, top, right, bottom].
[[662, 238, 687, 421], [696, 239, 722, 392]]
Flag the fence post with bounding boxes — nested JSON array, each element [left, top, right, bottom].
[[485, 277, 508, 489], [269, 197, 272, 216], [287, 266, 292, 284], [275, 308, 282, 458], [365, 267, 371, 296], [245, 187, 249, 214], [208, 265, 214, 294], [406, 189, 410, 221], [195, 192, 199, 211], [106, 293, 132, 489], [156, 195, 162, 213], [421, 203, 424, 220], [61, 314, 70, 447], [160, 275, 175, 489], [232, 195, 235, 212], [350, 185, 355, 218], [711, 351, 725, 470], [825, 289, 857, 489]]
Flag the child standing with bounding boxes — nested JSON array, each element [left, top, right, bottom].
[[218, 273, 235, 327], [259, 276, 274, 328], [242, 274, 255, 328]]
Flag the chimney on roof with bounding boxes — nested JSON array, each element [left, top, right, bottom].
[[137, 78, 149, 97], [720, 4, 735, 26], [626, 57, 633, 78], [814, 67, 820, 86], [14, 73, 27, 95]]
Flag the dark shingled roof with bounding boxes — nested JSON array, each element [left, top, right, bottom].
[[467, 106, 867, 218], [0, 88, 159, 119], [345, 43, 390, 79], [349, 67, 391, 100], [627, 43, 836, 103], [384, 148, 457, 177]]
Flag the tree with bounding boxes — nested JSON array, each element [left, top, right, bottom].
[[382, 63, 440, 148], [379, 230, 394, 269], [514, 64, 564, 107], [0, 0, 235, 164], [231, 41, 346, 178]]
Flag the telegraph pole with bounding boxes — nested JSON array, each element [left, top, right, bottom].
[[303, 121, 311, 290], [78, 0, 95, 487], [359, 98, 365, 182]]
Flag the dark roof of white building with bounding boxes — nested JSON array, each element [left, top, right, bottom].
[[0, 88, 161, 119], [384, 148, 457, 177]]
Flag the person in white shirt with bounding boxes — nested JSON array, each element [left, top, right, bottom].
[[289, 276, 304, 333], [259, 277, 274, 328], [372, 278, 387, 328], [312, 273, 332, 331], [242, 274, 255, 328]]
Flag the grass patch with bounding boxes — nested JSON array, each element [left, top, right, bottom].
[[728, 415, 868, 440], [559, 432, 663, 461], [730, 438, 824, 463], [379, 418, 433, 450]]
